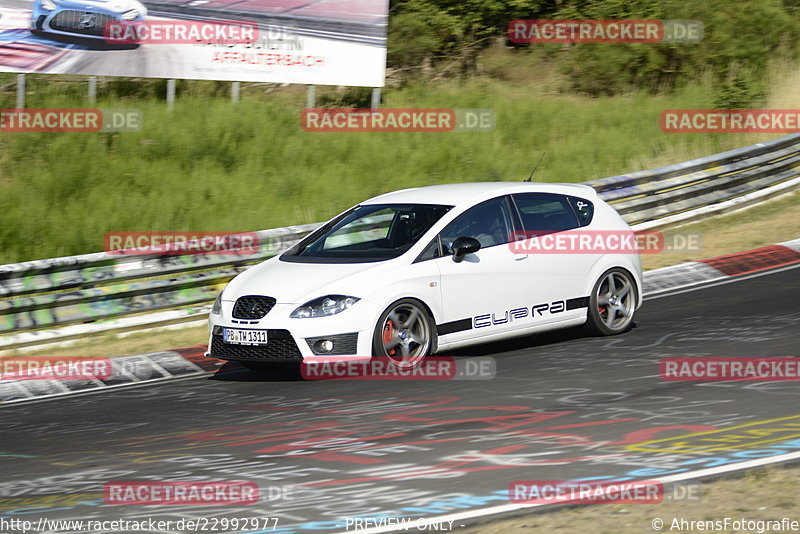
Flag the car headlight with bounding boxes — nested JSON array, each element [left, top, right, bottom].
[[291, 295, 360, 318], [211, 292, 223, 315], [121, 9, 141, 20], [40, 0, 57, 11]]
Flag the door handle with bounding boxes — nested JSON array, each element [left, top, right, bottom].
[[513, 255, 529, 261]]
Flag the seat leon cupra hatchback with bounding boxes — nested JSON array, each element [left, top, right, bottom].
[[206, 182, 643, 370]]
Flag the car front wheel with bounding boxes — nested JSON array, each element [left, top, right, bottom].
[[372, 299, 434, 368]]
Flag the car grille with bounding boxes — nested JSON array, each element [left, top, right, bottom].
[[209, 330, 302, 361], [50, 11, 116, 37], [232, 295, 276, 319]]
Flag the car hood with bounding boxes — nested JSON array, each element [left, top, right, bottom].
[[53, 0, 144, 12], [222, 256, 393, 304]]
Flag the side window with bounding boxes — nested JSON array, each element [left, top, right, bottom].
[[416, 237, 441, 262], [569, 196, 595, 227], [439, 196, 513, 255], [512, 193, 580, 233]]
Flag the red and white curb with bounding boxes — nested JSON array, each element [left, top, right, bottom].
[[0, 347, 222, 404], [1, 238, 799, 405], [644, 237, 800, 296]]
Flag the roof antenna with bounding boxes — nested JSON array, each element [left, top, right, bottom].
[[524, 152, 546, 182]]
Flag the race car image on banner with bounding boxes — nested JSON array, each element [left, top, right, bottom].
[[31, 0, 147, 41], [0, 0, 388, 85]]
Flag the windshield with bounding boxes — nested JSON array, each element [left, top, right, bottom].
[[282, 204, 452, 263]]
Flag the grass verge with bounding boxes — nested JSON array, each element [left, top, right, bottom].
[[0, 67, 780, 263]]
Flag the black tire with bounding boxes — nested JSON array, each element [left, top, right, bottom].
[[585, 268, 637, 336], [372, 298, 435, 368]]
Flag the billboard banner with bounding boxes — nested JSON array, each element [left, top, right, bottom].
[[0, 0, 388, 86]]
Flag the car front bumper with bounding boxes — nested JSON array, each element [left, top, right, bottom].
[[205, 301, 379, 364]]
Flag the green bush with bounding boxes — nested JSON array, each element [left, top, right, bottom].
[[390, 0, 800, 100]]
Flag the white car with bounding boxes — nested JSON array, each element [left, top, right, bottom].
[[206, 182, 643, 371]]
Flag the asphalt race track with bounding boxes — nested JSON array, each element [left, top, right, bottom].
[[1, 265, 799, 533]]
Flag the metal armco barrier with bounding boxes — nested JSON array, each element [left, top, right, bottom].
[[592, 132, 800, 229], [0, 223, 318, 348], [2, 133, 799, 349]]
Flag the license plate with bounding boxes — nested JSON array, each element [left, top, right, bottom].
[[223, 328, 268, 346]]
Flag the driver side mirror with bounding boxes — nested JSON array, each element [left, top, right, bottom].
[[452, 236, 481, 263]]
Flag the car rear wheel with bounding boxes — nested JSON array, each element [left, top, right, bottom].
[[372, 299, 434, 368], [585, 268, 637, 335]]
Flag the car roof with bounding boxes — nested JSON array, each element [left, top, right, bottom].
[[361, 181, 597, 207]]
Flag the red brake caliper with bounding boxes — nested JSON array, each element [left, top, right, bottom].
[[598, 286, 607, 317], [383, 320, 395, 355]]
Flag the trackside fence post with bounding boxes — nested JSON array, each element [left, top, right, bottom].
[[88, 76, 97, 104], [166, 79, 176, 111], [232, 81, 240, 103], [306, 85, 316, 108], [16, 74, 26, 109], [370, 88, 380, 110]]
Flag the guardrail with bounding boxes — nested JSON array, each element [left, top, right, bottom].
[[2, 133, 799, 350], [0, 223, 318, 349], [593, 132, 800, 229]]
